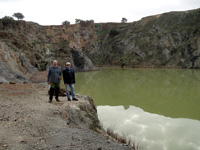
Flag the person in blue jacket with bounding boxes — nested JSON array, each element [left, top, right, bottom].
[[63, 62, 78, 101]]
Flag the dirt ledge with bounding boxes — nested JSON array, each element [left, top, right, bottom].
[[0, 83, 131, 150]]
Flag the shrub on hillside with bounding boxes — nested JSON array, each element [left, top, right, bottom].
[[62, 20, 70, 25], [109, 29, 119, 36], [1, 16, 14, 25]]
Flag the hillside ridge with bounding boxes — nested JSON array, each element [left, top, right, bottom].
[[0, 8, 200, 82]]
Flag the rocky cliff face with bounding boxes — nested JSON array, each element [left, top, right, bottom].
[[86, 8, 200, 68], [0, 21, 97, 82], [0, 8, 199, 82]]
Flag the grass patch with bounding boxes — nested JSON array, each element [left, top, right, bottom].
[[105, 127, 145, 150]]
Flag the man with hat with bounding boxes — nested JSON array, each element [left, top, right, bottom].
[[63, 62, 78, 101]]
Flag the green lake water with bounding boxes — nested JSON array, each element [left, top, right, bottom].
[[75, 67, 200, 121], [62, 67, 200, 150]]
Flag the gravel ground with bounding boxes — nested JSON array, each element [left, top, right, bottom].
[[0, 83, 131, 150]]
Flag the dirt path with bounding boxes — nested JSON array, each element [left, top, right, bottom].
[[0, 83, 131, 150]]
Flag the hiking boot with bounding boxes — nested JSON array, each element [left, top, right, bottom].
[[72, 98, 78, 101], [48, 100, 52, 103], [56, 99, 60, 102], [68, 98, 71, 101]]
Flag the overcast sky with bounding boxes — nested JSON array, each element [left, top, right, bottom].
[[0, 0, 199, 25]]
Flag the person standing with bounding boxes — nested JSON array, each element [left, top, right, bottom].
[[63, 62, 78, 101], [47, 60, 62, 103]]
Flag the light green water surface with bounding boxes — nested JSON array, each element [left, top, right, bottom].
[[73, 67, 200, 120]]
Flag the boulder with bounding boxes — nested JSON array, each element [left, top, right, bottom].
[[48, 88, 67, 96]]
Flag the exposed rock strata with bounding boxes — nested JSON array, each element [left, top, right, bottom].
[[0, 8, 200, 82], [0, 21, 97, 82], [86, 9, 200, 68]]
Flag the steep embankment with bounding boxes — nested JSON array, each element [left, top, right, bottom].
[[0, 83, 131, 150], [0, 8, 199, 82], [86, 8, 200, 68]]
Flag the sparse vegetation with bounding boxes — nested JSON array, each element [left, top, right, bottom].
[[75, 19, 82, 24], [62, 20, 70, 25], [58, 40, 69, 49], [1, 16, 14, 25], [12, 12, 24, 20], [109, 29, 119, 36], [88, 8, 200, 68], [75, 19, 94, 24], [106, 127, 145, 150], [121, 17, 128, 23]]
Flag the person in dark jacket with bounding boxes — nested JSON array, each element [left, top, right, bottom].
[[47, 60, 62, 103], [63, 62, 78, 101]]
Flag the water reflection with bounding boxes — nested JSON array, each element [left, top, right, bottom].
[[97, 105, 200, 150]]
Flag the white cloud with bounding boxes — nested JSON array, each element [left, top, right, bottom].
[[0, 0, 199, 25], [98, 105, 200, 150]]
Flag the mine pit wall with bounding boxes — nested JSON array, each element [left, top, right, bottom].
[[0, 8, 200, 82]]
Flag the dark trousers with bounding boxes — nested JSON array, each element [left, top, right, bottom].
[[49, 83, 60, 100]]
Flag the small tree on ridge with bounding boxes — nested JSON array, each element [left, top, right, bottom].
[[13, 13, 24, 20], [121, 17, 127, 23]]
